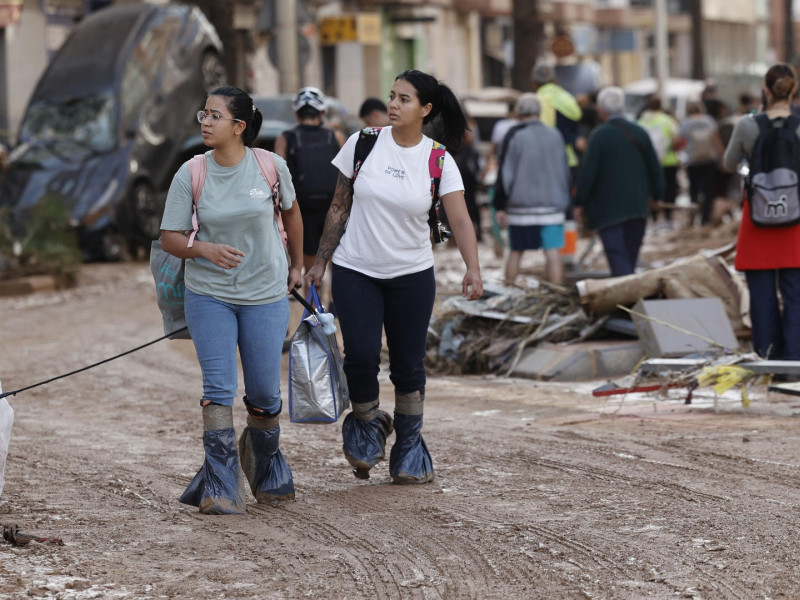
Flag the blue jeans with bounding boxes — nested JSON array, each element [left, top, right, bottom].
[[745, 269, 800, 360], [184, 288, 289, 411], [598, 218, 646, 277], [331, 264, 436, 405]]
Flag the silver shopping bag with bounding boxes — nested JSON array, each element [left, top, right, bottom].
[[288, 286, 349, 423]]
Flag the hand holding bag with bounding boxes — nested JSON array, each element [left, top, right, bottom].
[[288, 285, 350, 423]]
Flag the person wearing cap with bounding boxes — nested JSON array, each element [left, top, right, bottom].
[[358, 97, 390, 128], [531, 61, 583, 170], [493, 93, 570, 285], [574, 86, 664, 277], [275, 87, 346, 286]]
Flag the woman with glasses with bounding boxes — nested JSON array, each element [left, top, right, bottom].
[[159, 86, 303, 514], [305, 70, 483, 485]]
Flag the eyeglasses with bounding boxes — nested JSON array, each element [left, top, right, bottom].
[[196, 111, 243, 126]]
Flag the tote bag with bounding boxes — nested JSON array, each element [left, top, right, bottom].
[[288, 286, 349, 423]]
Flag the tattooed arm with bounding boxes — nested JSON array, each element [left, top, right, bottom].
[[305, 172, 353, 287]]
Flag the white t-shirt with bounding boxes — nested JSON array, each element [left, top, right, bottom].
[[330, 127, 464, 278]]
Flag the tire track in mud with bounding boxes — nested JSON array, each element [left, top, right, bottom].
[[247, 501, 415, 599], [246, 487, 503, 599], [551, 430, 800, 508]]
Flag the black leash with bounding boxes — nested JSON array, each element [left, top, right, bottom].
[[290, 288, 321, 315], [0, 327, 188, 400]]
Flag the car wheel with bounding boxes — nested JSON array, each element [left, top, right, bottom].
[[128, 181, 160, 247], [200, 51, 226, 93]]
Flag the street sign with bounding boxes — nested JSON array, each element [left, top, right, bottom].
[[319, 13, 380, 46]]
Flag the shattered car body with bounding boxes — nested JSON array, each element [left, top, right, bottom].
[[0, 3, 226, 260]]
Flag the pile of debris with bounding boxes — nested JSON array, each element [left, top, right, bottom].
[[426, 244, 750, 380], [426, 282, 589, 375]]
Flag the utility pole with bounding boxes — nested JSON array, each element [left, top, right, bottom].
[[654, 0, 669, 106], [784, 0, 794, 63], [689, 0, 705, 80], [511, 0, 543, 91], [275, 0, 299, 93]]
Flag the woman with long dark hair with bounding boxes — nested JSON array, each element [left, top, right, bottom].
[[160, 86, 303, 514], [724, 64, 800, 361], [306, 70, 483, 484]]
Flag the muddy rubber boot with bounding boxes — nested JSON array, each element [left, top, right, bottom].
[[342, 399, 394, 480], [389, 391, 434, 484], [238, 411, 295, 502], [180, 403, 246, 515]]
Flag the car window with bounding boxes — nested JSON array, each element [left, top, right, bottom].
[[18, 91, 117, 162], [120, 18, 178, 132]]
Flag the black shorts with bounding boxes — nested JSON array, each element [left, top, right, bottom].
[[299, 206, 329, 256]]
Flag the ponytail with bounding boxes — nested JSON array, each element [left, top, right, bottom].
[[765, 63, 797, 103], [209, 86, 263, 147], [395, 70, 468, 151]]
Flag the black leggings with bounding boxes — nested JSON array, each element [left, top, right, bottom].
[[687, 162, 717, 225], [331, 263, 436, 404]]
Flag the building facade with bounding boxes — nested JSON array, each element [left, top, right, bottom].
[[0, 0, 791, 147]]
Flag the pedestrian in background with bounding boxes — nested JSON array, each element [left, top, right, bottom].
[[274, 87, 345, 288], [305, 69, 483, 485], [485, 100, 520, 258], [575, 86, 664, 277], [723, 63, 800, 361], [359, 97, 390, 128], [679, 101, 725, 226], [637, 95, 682, 229], [160, 86, 303, 514], [494, 93, 570, 285]]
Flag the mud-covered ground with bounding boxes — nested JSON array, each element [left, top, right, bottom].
[[3, 230, 800, 599]]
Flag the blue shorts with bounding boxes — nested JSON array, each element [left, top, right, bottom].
[[508, 224, 565, 251]]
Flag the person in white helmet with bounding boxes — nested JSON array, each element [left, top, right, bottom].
[[275, 87, 346, 285]]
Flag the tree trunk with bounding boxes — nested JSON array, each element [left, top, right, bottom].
[[185, 0, 240, 88], [785, 0, 794, 62], [689, 0, 705, 80], [511, 0, 543, 92]]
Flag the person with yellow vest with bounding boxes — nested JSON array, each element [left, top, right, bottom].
[[637, 95, 682, 229], [531, 61, 583, 266]]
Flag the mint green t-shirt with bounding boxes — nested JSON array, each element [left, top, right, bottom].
[[160, 149, 295, 305]]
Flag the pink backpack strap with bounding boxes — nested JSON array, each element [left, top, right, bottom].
[[428, 141, 445, 179], [186, 154, 206, 247], [251, 147, 287, 249]]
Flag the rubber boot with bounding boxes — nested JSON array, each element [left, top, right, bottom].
[[238, 410, 295, 502], [342, 399, 394, 479], [180, 403, 246, 515], [390, 391, 434, 484]]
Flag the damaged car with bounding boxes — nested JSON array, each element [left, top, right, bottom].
[[0, 2, 226, 260]]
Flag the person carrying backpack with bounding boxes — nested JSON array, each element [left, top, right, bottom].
[[160, 86, 304, 514], [305, 70, 483, 485], [637, 95, 682, 229], [679, 102, 726, 226], [724, 63, 800, 362], [275, 87, 346, 281]]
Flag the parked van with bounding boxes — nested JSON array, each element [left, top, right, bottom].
[[623, 78, 706, 120], [0, 3, 225, 260]]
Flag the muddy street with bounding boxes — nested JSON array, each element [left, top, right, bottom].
[[2, 258, 800, 599]]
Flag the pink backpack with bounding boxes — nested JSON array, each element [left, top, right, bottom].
[[185, 148, 287, 249]]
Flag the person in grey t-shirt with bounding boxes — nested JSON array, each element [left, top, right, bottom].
[[160, 86, 303, 515]]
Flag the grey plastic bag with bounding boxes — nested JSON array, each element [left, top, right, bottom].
[[0, 381, 12, 499], [150, 240, 190, 339], [288, 288, 349, 423]]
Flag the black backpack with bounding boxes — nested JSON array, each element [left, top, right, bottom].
[[284, 125, 340, 209], [746, 114, 800, 227]]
